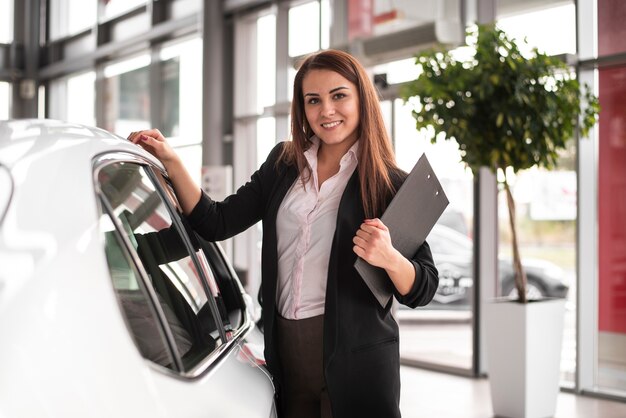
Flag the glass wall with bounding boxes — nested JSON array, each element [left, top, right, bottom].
[[495, 0, 578, 387], [103, 54, 151, 135], [48, 72, 96, 125], [597, 0, 626, 395], [257, 13, 276, 116], [102, 0, 147, 20], [394, 96, 475, 371], [159, 37, 203, 182], [0, 0, 12, 43], [288, 1, 321, 57], [49, 0, 97, 40], [0, 82, 9, 119]]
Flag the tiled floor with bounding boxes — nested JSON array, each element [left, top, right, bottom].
[[399, 366, 626, 418]]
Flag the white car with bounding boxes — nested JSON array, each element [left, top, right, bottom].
[[0, 119, 276, 418]]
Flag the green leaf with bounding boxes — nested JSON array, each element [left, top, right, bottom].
[[496, 113, 504, 127]]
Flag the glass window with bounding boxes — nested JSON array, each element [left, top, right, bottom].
[[159, 37, 202, 146], [289, 1, 320, 57], [0, 0, 12, 43], [48, 72, 95, 125], [373, 58, 422, 85], [38, 85, 45, 119], [257, 14, 276, 112], [50, 0, 97, 40], [257, 117, 276, 167], [98, 162, 222, 371], [159, 38, 203, 182], [175, 144, 202, 185], [393, 98, 475, 371], [0, 82, 9, 120], [101, 214, 175, 370], [102, 0, 146, 20], [67, 72, 96, 125], [496, 0, 578, 387], [193, 237, 247, 331], [496, 1, 576, 56], [320, 0, 330, 49], [103, 55, 151, 136]]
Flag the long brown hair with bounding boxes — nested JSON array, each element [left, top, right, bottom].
[[279, 49, 399, 218]]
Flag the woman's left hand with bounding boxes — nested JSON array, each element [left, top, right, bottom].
[[353, 218, 399, 270]]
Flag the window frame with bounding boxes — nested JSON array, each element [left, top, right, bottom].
[[93, 151, 255, 379]]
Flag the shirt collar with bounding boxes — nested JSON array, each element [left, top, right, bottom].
[[304, 135, 360, 169]]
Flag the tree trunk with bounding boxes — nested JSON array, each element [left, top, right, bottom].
[[503, 180, 528, 303]]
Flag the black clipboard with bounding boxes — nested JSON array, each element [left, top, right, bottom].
[[354, 153, 449, 307]]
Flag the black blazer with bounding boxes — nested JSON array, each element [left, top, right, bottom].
[[187, 142, 439, 418]]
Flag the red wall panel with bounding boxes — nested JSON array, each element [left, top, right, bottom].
[[598, 0, 626, 57], [598, 65, 626, 333]]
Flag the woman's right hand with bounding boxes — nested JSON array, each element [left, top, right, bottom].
[[127, 129, 180, 168], [127, 128, 201, 215]]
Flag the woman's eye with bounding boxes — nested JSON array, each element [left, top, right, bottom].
[[333, 93, 346, 100], [307, 98, 319, 105]]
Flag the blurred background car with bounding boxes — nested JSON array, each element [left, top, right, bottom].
[[0, 119, 275, 418], [427, 223, 569, 309]]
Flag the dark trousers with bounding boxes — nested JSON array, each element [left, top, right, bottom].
[[276, 314, 333, 418]]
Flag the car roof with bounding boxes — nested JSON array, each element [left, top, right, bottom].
[[0, 119, 163, 170], [0, 119, 167, 301]]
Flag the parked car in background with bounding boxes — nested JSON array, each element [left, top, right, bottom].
[[427, 224, 569, 308], [0, 120, 275, 418]]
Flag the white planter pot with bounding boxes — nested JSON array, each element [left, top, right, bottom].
[[484, 298, 566, 418]]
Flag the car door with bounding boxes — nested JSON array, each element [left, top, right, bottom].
[[95, 154, 275, 418]]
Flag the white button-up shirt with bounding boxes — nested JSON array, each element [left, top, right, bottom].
[[275, 137, 360, 320]]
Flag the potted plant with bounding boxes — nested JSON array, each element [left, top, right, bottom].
[[402, 23, 599, 418]]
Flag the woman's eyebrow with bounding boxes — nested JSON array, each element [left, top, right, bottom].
[[329, 86, 349, 94], [304, 86, 349, 97]]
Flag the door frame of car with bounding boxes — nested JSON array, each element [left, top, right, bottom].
[[92, 151, 259, 380]]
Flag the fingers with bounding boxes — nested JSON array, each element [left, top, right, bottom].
[[364, 218, 388, 231], [358, 223, 382, 237], [353, 235, 367, 248], [127, 128, 165, 144]]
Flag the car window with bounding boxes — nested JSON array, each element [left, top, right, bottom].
[[98, 161, 221, 372], [150, 169, 241, 336], [101, 214, 176, 370], [195, 235, 246, 332]]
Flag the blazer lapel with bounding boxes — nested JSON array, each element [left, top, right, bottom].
[[324, 169, 363, 365]]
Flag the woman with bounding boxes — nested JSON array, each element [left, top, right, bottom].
[[129, 49, 439, 418]]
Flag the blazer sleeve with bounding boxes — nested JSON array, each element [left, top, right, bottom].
[[387, 167, 440, 308], [185, 142, 286, 242], [393, 240, 439, 308]]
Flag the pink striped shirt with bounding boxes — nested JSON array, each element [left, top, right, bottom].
[[275, 137, 360, 319]]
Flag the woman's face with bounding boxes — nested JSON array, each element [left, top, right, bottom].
[[302, 69, 360, 150]]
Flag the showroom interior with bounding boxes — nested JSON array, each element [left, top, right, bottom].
[[1, 0, 625, 416]]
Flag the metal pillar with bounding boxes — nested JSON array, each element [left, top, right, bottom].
[[474, 0, 498, 377], [11, 0, 40, 118], [202, 0, 224, 165]]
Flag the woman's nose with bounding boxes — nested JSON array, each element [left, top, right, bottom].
[[321, 102, 336, 117]]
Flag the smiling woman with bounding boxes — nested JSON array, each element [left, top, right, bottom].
[[129, 49, 439, 418]]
